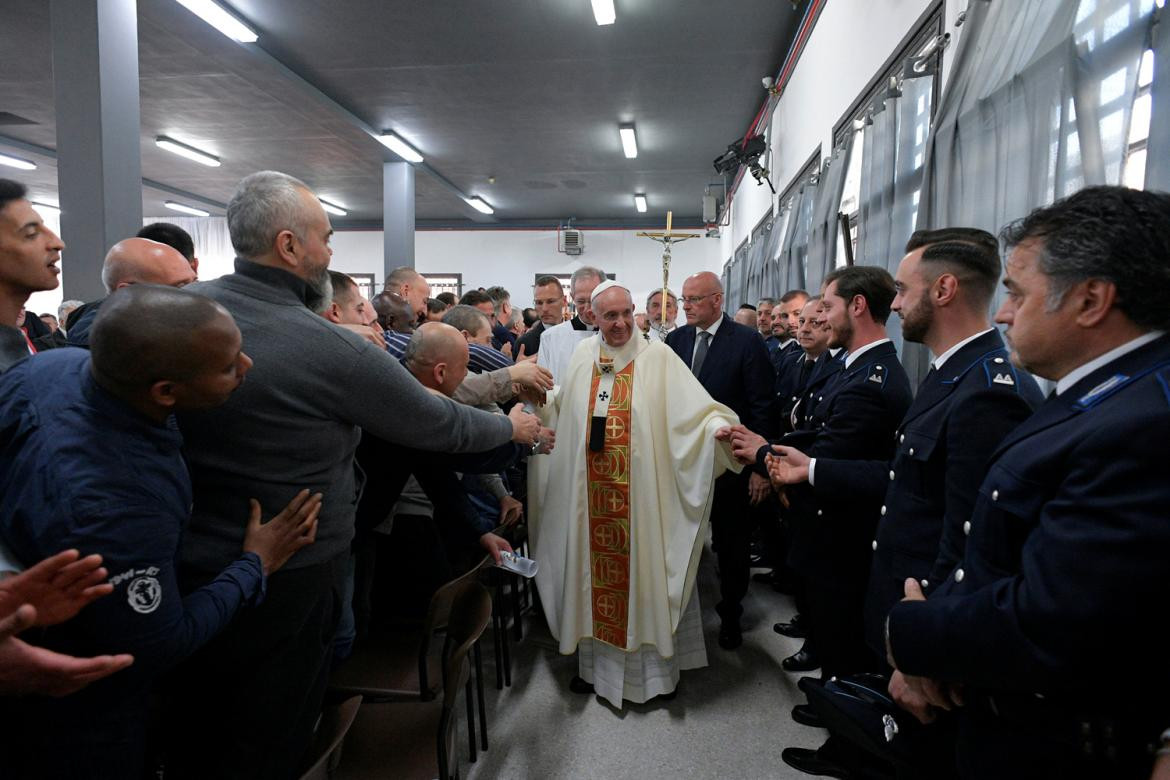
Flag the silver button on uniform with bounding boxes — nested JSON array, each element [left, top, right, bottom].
[[963, 520, 971, 535], [872, 540, 878, 551], [908, 447, 915, 456], [889, 470, 896, 481], [991, 490, 999, 501], [880, 505, 887, 516], [954, 568, 965, 582], [920, 579, 929, 588]]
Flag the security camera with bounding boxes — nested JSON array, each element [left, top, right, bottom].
[[762, 76, 775, 90]]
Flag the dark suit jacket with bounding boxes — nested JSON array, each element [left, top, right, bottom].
[[665, 313, 774, 433], [772, 348, 815, 436], [516, 320, 545, 358], [813, 330, 1042, 653], [887, 334, 1170, 772], [780, 340, 912, 585]]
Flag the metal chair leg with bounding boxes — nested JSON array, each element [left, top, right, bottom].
[[465, 678, 476, 763], [474, 641, 488, 752]]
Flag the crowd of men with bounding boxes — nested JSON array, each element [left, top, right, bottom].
[[0, 169, 1168, 779]]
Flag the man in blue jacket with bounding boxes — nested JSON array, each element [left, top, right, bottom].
[[0, 285, 320, 779], [886, 187, 1170, 779]]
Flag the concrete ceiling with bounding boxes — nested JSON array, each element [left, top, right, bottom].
[[0, 0, 802, 227]]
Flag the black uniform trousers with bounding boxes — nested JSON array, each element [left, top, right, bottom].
[[164, 552, 348, 780], [711, 469, 753, 624]]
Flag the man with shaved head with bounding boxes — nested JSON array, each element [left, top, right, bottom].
[[371, 290, 417, 358], [165, 170, 535, 780], [530, 280, 741, 706], [666, 270, 774, 650], [384, 265, 430, 325], [404, 321, 471, 397], [66, 237, 197, 348], [0, 285, 320, 777]]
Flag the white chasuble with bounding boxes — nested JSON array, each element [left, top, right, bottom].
[[529, 334, 741, 705]]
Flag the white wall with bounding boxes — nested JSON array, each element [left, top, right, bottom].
[[330, 227, 723, 316], [720, 0, 961, 265]]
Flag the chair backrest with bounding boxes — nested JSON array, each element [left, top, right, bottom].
[[436, 582, 492, 780], [418, 557, 492, 698], [298, 695, 362, 780]]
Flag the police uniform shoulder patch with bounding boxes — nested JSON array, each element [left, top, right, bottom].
[[981, 354, 1020, 390], [867, 364, 886, 385]]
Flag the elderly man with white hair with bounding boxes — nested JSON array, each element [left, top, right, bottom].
[[529, 279, 742, 707]]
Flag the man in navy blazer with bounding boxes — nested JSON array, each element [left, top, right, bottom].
[[886, 187, 1170, 779], [666, 271, 773, 649]]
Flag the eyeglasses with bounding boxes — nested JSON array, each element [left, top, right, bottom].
[[681, 293, 717, 305]]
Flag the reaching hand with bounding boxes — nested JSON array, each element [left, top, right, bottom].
[[508, 404, 540, 445], [498, 495, 524, 527], [339, 324, 387, 350], [508, 360, 554, 392], [478, 532, 514, 564], [242, 490, 322, 575], [728, 428, 768, 464], [500, 341, 513, 359], [0, 549, 113, 627], [0, 618, 134, 697], [764, 445, 811, 486], [536, 427, 556, 454], [514, 385, 548, 407], [888, 669, 964, 724], [747, 472, 771, 505]]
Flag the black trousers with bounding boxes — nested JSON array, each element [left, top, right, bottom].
[[711, 470, 753, 623], [164, 553, 348, 780], [805, 578, 876, 680]]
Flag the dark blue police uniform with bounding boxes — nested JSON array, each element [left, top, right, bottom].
[[888, 333, 1170, 779]]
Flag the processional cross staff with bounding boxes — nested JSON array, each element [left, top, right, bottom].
[[637, 211, 701, 330]]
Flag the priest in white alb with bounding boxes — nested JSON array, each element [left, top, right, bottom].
[[529, 280, 742, 706]]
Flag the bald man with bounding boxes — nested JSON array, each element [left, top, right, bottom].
[[0, 285, 319, 778], [403, 321, 471, 397], [530, 281, 741, 706], [383, 266, 430, 324], [67, 238, 198, 349], [666, 271, 774, 650]]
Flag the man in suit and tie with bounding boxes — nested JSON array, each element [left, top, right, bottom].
[[886, 187, 1170, 779], [666, 271, 773, 649]]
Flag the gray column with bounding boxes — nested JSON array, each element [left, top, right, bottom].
[[51, 0, 144, 302], [383, 162, 415, 274]]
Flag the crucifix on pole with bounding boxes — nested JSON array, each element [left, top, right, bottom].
[[637, 211, 701, 330]]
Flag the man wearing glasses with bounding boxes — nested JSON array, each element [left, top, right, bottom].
[[536, 266, 607, 385]]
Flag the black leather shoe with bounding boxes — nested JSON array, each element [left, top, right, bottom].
[[781, 648, 820, 672], [568, 676, 594, 694], [751, 569, 777, 583], [791, 703, 824, 728], [773, 619, 807, 638], [781, 747, 853, 779], [718, 622, 742, 650]]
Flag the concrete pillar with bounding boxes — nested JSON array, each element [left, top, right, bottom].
[[383, 162, 415, 275], [51, 0, 144, 302]]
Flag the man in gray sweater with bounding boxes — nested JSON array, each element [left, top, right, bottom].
[[167, 170, 539, 780]]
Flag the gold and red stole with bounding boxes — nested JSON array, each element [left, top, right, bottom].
[[585, 356, 634, 648]]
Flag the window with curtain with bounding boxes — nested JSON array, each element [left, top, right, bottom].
[[773, 152, 821, 296]]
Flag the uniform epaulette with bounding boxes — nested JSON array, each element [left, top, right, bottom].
[[979, 352, 1021, 390], [864, 362, 887, 387], [1073, 359, 1170, 410]]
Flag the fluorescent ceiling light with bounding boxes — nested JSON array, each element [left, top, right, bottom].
[[165, 200, 211, 217], [619, 124, 638, 158], [156, 135, 221, 167], [591, 0, 616, 25], [0, 153, 36, 171], [318, 197, 347, 217], [376, 132, 424, 163], [464, 196, 494, 215], [174, 0, 258, 43], [634, 193, 647, 213], [31, 201, 60, 216]]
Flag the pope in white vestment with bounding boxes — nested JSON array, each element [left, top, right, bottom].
[[529, 281, 741, 706]]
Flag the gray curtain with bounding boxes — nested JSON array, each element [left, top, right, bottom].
[[912, 0, 1154, 385], [776, 175, 818, 294], [805, 135, 854, 293], [1146, 4, 1169, 189]]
